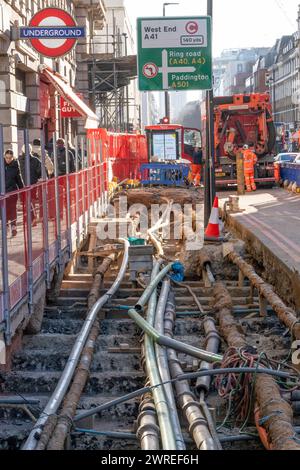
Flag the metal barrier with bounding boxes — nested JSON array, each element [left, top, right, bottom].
[[0, 127, 108, 345], [280, 163, 300, 186], [140, 163, 190, 187]]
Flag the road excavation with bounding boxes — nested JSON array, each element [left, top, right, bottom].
[[0, 188, 299, 451]]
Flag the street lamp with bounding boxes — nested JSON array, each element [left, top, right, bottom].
[[163, 2, 180, 16], [163, 3, 180, 120]]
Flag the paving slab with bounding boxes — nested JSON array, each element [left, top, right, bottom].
[[219, 188, 300, 308]]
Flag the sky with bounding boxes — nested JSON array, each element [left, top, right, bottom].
[[125, 0, 300, 56]]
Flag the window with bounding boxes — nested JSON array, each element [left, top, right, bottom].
[[237, 64, 243, 73], [15, 69, 26, 95], [148, 131, 180, 161]]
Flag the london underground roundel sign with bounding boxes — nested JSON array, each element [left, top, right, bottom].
[[20, 8, 85, 58]]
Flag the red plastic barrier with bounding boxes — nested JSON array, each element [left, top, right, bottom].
[[87, 129, 147, 182], [1, 129, 144, 321]]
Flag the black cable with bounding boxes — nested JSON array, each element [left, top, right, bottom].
[[74, 367, 299, 422]]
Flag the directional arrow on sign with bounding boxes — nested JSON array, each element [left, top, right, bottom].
[[158, 49, 196, 89], [137, 17, 212, 91]]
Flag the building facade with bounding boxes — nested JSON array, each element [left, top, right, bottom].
[[0, 0, 106, 154], [214, 48, 269, 97], [141, 91, 159, 129], [88, 0, 140, 132], [234, 6, 300, 134], [268, 32, 300, 130]]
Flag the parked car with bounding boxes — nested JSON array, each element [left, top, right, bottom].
[[274, 153, 300, 163], [293, 154, 300, 164]]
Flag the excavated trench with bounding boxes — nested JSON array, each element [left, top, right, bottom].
[[0, 187, 299, 451], [223, 210, 300, 312]]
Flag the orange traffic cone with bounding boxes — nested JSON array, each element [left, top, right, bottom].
[[205, 197, 221, 240]]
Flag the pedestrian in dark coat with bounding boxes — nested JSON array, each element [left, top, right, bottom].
[[18, 144, 42, 185], [19, 144, 42, 224], [4, 149, 24, 237], [52, 138, 76, 176], [32, 138, 54, 178]]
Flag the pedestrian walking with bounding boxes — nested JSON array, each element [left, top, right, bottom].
[[4, 149, 24, 237], [243, 144, 258, 192], [52, 138, 76, 175], [32, 138, 54, 178], [50, 138, 75, 221], [19, 144, 42, 185], [19, 144, 42, 224]]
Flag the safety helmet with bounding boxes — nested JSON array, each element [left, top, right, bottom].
[[243, 144, 249, 150]]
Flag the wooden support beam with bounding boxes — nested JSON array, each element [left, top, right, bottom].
[[259, 294, 268, 317], [238, 270, 245, 288]]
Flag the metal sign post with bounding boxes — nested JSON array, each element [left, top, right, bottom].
[[40, 132, 51, 288], [204, 106, 211, 227], [203, 0, 216, 227], [24, 129, 34, 315], [137, 16, 212, 92], [0, 125, 11, 344], [65, 138, 72, 256], [207, 0, 216, 211], [53, 132, 63, 269], [75, 136, 80, 252]]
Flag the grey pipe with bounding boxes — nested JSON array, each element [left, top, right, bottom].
[[143, 263, 177, 450], [128, 307, 222, 363], [127, 263, 222, 363], [165, 292, 219, 451], [137, 261, 161, 451], [196, 316, 222, 450], [206, 264, 215, 285], [154, 280, 186, 450], [199, 391, 222, 450], [196, 317, 221, 395], [136, 263, 173, 310], [147, 201, 173, 258], [136, 385, 160, 450], [23, 238, 130, 450]]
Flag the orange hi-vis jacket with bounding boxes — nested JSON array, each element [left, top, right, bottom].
[[243, 149, 258, 173]]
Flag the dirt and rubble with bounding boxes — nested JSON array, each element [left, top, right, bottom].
[[112, 188, 241, 278], [1, 256, 298, 451], [116, 187, 203, 208], [0, 187, 299, 451]]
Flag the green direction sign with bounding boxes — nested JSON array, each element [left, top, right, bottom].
[[137, 16, 212, 92]]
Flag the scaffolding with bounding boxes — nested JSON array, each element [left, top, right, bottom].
[[88, 53, 138, 132], [87, 15, 139, 132]]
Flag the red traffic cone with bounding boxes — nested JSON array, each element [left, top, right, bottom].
[[205, 197, 220, 239]]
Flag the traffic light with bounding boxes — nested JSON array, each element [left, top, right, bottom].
[[265, 72, 271, 87], [160, 117, 170, 124]]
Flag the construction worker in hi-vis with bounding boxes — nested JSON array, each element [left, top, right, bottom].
[[243, 144, 258, 192]]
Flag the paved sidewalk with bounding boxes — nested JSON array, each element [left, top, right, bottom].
[[219, 188, 300, 276]]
